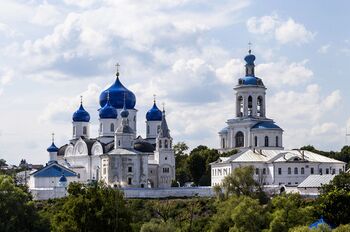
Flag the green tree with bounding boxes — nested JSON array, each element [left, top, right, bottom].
[[187, 151, 206, 185], [140, 219, 176, 232], [333, 224, 350, 232], [174, 142, 189, 157], [0, 175, 49, 232], [230, 196, 267, 232], [269, 194, 315, 232], [52, 182, 132, 232], [318, 172, 350, 226]]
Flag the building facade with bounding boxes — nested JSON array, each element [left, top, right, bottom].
[[48, 69, 176, 188], [212, 50, 345, 187]]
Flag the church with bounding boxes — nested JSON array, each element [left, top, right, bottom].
[[211, 50, 345, 187], [31, 68, 175, 190]]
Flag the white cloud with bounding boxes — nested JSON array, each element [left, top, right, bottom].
[[247, 15, 315, 45], [31, 2, 63, 26], [311, 122, 338, 136], [318, 44, 330, 54], [0, 23, 19, 38]]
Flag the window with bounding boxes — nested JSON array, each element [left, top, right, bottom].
[[288, 167, 291, 175], [264, 136, 269, 147], [294, 167, 298, 174], [118, 140, 121, 146], [165, 140, 168, 148], [235, 131, 244, 147], [255, 168, 259, 175], [278, 168, 282, 175], [163, 167, 170, 173], [295, 182, 298, 185], [301, 167, 305, 175], [263, 168, 266, 175], [99, 123, 102, 133], [237, 96, 243, 117], [222, 138, 226, 149], [165, 157, 167, 160], [248, 96, 252, 116], [288, 182, 291, 185], [319, 168, 323, 174], [141, 184, 144, 188], [103, 168, 106, 175], [326, 168, 329, 174], [159, 140, 162, 148], [311, 167, 314, 174], [257, 96, 263, 117], [339, 169, 343, 173], [147, 125, 150, 134], [332, 169, 335, 174], [110, 123, 114, 132], [275, 136, 279, 147], [254, 136, 258, 147], [128, 178, 132, 185], [134, 116, 136, 122], [73, 126, 76, 135], [128, 167, 132, 173]]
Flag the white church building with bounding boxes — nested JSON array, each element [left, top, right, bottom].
[[211, 50, 346, 187], [30, 68, 175, 191]]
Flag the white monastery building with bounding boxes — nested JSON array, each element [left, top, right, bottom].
[[30, 68, 175, 191], [211, 50, 346, 187]]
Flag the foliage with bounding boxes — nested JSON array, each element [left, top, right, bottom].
[[268, 194, 315, 232], [333, 224, 350, 232], [51, 181, 132, 232], [0, 175, 49, 232], [317, 172, 350, 226], [140, 219, 176, 232]]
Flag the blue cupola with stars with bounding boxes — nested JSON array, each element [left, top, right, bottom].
[[99, 91, 118, 119], [146, 97, 162, 121], [72, 98, 90, 122], [238, 45, 264, 87], [47, 142, 59, 153], [99, 64, 136, 109], [47, 133, 59, 162]]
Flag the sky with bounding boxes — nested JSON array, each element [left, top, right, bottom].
[[0, 0, 350, 165]]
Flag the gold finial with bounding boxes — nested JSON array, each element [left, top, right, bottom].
[[153, 94, 156, 103], [115, 63, 120, 77], [248, 41, 252, 54], [80, 95, 83, 104], [51, 133, 55, 143]]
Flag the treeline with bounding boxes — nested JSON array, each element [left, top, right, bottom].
[[301, 145, 350, 166], [2, 167, 350, 231]]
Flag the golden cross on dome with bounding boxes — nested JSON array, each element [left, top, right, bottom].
[[80, 95, 83, 104], [115, 63, 120, 77], [153, 94, 156, 103], [248, 41, 252, 54], [51, 133, 55, 143], [162, 102, 165, 112]]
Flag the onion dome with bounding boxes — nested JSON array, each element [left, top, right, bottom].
[[244, 49, 256, 65], [47, 142, 59, 152], [73, 98, 90, 122], [146, 99, 162, 121], [99, 70, 136, 109], [99, 92, 118, 119], [239, 76, 258, 85]]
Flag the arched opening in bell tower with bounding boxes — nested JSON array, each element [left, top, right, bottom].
[[235, 131, 244, 147], [237, 96, 243, 117], [257, 96, 264, 117], [248, 96, 253, 116]]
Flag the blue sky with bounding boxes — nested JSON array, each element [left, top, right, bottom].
[[0, 0, 349, 165]]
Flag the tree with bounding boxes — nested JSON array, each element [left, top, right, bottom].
[[269, 194, 315, 232], [318, 172, 350, 226], [230, 196, 267, 232], [221, 166, 265, 200], [0, 175, 49, 232], [140, 219, 176, 232], [187, 152, 206, 185], [174, 142, 189, 157], [52, 182, 132, 232]]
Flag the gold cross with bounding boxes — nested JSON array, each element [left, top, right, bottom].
[[115, 63, 120, 77], [153, 94, 156, 103], [248, 41, 252, 54], [52, 133, 55, 143]]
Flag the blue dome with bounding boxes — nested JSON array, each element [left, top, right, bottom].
[[59, 174, 67, 182], [99, 99, 117, 119], [73, 104, 90, 122], [252, 121, 282, 130], [146, 102, 162, 121], [47, 142, 59, 152], [239, 76, 258, 85], [244, 53, 256, 65], [99, 77, 136, 109]]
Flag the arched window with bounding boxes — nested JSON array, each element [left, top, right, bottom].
[[110, 123, 114, 132], [147, 125, 150, 134], [264, 136, 269, 147], [301, 167, 305, 174], [165, 140, 168, 148], [237, 96, 243, 117], [159, 140, 162, 148], [99, 123, 102, 133], [288, 167, 291, 174], [275, 136, 279, 147], [254, 136, 258, 147], [222, 138, 225, 149], [118, 140, 121, 146], [257, 96, 263, 117], [235, 131, 244, 147], [73, 126, 76, 136], [248, 96, 253, 116], [294, 167, 298, 174], [83, 126, 87, 135], [134, 116, 136, 122]]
